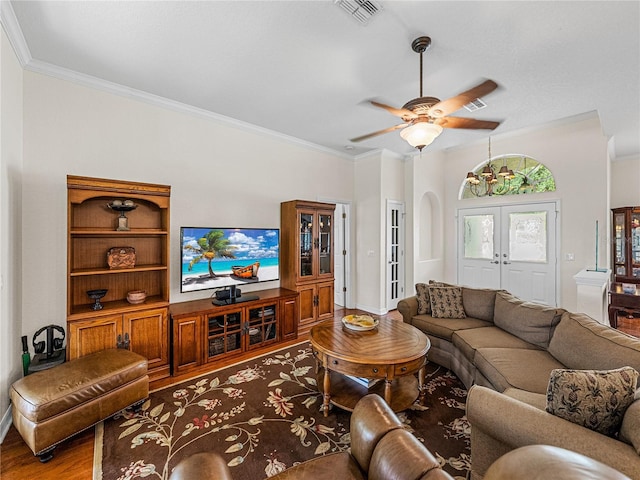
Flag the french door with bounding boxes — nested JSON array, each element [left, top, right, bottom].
[[386, 200, 405, 310], [457, 202, 558, 306]]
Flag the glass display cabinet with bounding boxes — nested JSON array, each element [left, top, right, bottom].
[[281, 200, 336, 335], [612, 206, 640, 283]]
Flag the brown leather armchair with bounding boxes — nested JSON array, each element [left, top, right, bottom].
[[169, 393, 453, 480]]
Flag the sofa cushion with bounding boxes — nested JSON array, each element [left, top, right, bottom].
[[546, 367, 639, 437], [461, 287, 499, 322], [411, 314, 492, 342], [428, 286, 466, 318], [548, 312, 640, 371], [619, 397, 640, 454], [452, 326, 541, 364], [493, 291, 564, 348], [474, 347, 565, 393]]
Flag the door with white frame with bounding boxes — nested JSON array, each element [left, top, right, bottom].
[[386, 200, 406, 310], [457, 202, 558, 306], [333, 202, 351, 308]]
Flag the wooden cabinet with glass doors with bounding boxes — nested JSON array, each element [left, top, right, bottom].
[[170, 288, 298, 376], [281, 200, 335, 335], [612, 206, 640, 284]]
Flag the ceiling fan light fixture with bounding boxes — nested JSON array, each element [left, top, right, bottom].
[[400, 122, 443, 150]]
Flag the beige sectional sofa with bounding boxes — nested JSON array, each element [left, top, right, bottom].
[[398, 286, 640, 480]]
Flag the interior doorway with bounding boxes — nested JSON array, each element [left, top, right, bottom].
[[457, 202, 558, 306], [333, 202, 352, 308]]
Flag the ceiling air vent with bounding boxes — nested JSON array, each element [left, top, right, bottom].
[[335, 0, 383, 25], [464, 98, 488, 112]]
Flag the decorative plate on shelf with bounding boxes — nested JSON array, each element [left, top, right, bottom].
[[342, 314, 379, 331], [107, 200, 138, 212]]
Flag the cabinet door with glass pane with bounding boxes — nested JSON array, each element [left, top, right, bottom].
[[295, 207, 334, 282], [298, 209, 315, 280], [206, 310, 242, 361], [316, 209, 334, 280], [612, 207, 640, 284], [246, 303, 278, 350]]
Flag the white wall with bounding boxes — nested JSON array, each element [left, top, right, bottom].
[[1, 26, 23, 438], [405, 149, 446, 290], [611, 154, 640, 208], [352, 149, 406, 314], [20, 70, 355, 337], [354, 152, 381, 313]]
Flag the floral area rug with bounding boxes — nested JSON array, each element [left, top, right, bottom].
[[94, 342, 470, 480]]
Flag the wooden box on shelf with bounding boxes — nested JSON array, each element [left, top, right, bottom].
[[66, 175, 170, 381], [280, 200, 335, 336]]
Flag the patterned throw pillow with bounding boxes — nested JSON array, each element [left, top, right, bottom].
[[546, 367, 639, 437], [428, 286, 466, 319], [415, 281, 446, 315], [416, 283, 431, 314]]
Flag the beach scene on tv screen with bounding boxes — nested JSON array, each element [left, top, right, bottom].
[[181, 227, 279, 292]]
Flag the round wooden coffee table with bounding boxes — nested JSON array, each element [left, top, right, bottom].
[[310, 317, 430, 415]]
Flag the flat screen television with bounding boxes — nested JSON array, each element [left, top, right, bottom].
[[180, 227, 280, 293]]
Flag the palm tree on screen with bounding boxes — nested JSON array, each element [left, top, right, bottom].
[[186, 230, 236, 278]]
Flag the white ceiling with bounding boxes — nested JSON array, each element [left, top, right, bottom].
[[5, 1, 640, 159]]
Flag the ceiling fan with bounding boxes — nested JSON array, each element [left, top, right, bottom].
[[351, 36, 501, 151]]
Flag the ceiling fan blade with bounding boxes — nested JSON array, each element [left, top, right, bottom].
[[435, 116, 500, 130], [350, 123, 408, 142], [370, 101, 418, 120], [428, 79, 499, 118]]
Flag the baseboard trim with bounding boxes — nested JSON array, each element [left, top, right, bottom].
[[0, 405, 13, 443], [354, 303, 388, 316]]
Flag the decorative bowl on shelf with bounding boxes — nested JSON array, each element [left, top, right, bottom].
[[127, 290, 147, 304], [622, 283, 637, 294], [87, 289, 108, 310], [107, 200, 138, 212], [107, 200, 138, 231]]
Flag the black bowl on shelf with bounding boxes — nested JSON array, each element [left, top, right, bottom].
[[87, 289, 108, 310]]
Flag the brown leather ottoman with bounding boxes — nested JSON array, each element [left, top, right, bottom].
[[10, 348, 148, 462]]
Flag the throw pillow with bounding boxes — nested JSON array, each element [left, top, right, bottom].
[[415, 283, 431, 315], [545, 367, 639, 437], [428, 286, 466, 319], [415, 280, 446, 315]]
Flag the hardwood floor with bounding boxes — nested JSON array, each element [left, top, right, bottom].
[[2, 306, 636, 480], [616, 315, 640, 338]]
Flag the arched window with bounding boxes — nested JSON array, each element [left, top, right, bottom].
[[461, 154, 556, 199]]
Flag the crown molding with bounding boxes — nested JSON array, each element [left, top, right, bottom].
[[26, 58, 359, 160], [1, 0, 356, 161], [1, 0, 31, 66]]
